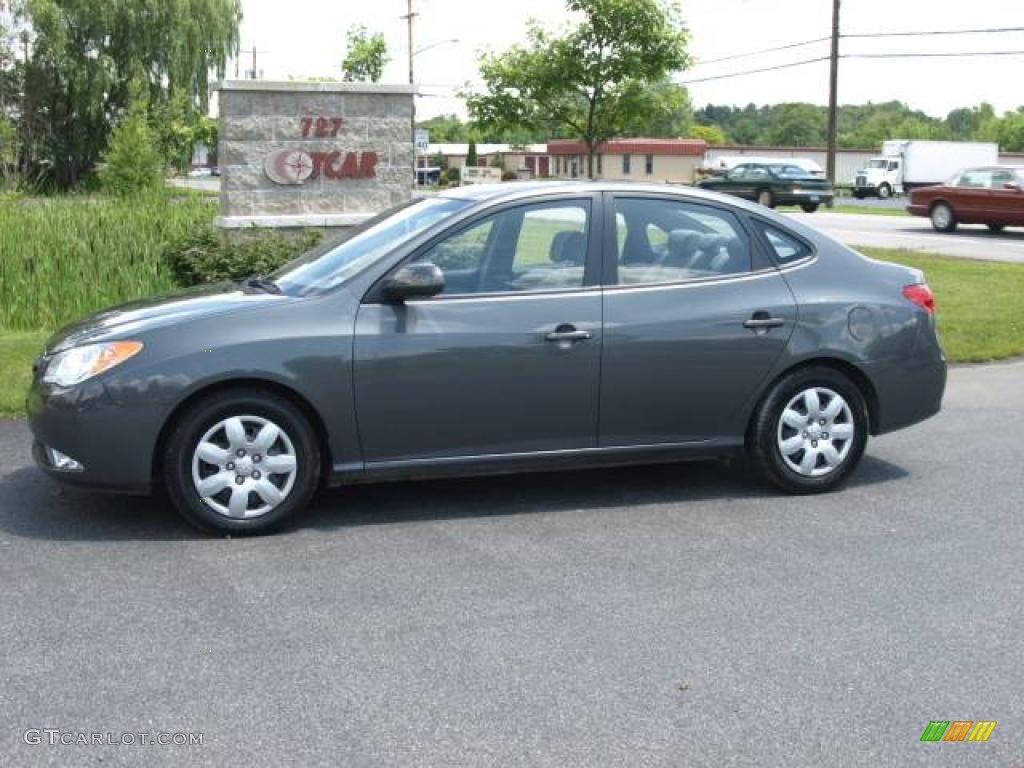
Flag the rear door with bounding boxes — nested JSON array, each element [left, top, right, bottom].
[[599, 193, 797, 445], [354, 194, 603, 463], [987, 168, 1024, 224]]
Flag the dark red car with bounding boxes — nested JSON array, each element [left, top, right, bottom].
[[908, 166, 1024, 232]]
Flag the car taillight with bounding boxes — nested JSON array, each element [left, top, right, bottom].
[[903, 283, 935, 314]]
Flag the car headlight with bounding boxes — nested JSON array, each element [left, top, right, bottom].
[[42, 341, 144, 387]]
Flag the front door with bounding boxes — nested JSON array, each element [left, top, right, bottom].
[[599, 194, 797, 445], [354, 196, 603, 463]]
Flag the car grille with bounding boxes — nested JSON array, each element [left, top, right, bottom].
[[855, 175, 866, 187]]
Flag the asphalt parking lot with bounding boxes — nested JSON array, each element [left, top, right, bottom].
[[1, 360, 1022, 767], [786, 210, 1024, 262]]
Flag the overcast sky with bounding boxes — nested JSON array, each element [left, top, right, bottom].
[[233, 0, 1024, 120]]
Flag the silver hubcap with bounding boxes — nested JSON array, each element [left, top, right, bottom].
[[932, 205, 950, 228], [191, 415, 298, 519], [777, 387, 855, 478]]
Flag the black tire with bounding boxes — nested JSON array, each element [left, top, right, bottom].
[[987, 223, 1006, 233], [930, 202, 957, 232], [800, 203, 819, 213], [877, 183, 892, 200], [757, 189, 775, 208], [746, 366, 869, 494], [163, 388, 320, 535]]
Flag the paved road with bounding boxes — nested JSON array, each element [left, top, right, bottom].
[[786, 210, 1024, 262], [2, 362, 1022, 767]]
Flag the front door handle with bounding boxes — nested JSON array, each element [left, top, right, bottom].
[[545, 324, 592, 343], [743, 313, 786, 331]]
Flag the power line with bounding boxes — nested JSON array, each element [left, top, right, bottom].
[[844, 25, 1024, 38], [680, 49, 1024, 84], [845, 50, 1024, 58], [699, 37, 829, 65], [694, 26, 1024, 69], [679, 57, 830, 84]]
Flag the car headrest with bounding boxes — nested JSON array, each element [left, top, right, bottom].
[[667, 229, 701, 258], [549, 231, 586, 265]]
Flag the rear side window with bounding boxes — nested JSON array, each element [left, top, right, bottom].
[[758, 224, 812, 264], [613, 197, 752, 285]]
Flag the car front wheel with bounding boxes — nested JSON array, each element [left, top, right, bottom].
[[757, 189, 775, 208], [930, 202, 957, 232], [747, 367, 868, 494], [163, 388, 320, 534]]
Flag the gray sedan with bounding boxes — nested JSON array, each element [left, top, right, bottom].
[[28, 183, 946, 534]]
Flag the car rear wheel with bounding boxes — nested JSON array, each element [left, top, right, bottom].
[[987, 223, 1006, 233], [757, 189, 775, 208], [800, 203, 819, 213], [163, 388, 320, 534], [747, 366, 868, 494], [930, 202, 957, 232]]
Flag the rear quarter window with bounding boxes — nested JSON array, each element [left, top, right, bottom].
[[757, 223, 813, 265]]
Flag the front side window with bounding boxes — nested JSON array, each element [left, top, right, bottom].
[[613, 198, 751, 285], [272, 197, 471, 296], [413, 201, 591, 295]]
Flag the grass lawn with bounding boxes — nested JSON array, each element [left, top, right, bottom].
[[0, 330, 48, 418], [777, 203, 910, 217], [1, 248, 1021, 418], [859, 247, 1024, 362]]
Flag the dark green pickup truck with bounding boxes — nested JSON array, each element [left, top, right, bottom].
[[696, 162, 834, 212]]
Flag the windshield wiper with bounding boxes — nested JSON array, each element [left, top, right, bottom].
[[240, 276, 282, 294]]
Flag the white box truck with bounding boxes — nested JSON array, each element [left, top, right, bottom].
[[852, 140, 998, 199]]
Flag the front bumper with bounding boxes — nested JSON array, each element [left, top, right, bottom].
[[27, 376, 164, 493]]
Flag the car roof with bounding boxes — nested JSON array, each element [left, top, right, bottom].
[[435, 180, 773, 214]]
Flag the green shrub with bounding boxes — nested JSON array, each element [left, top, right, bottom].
[[501, 169, 518, 181], [164, 227, 322, 286], [99, 92, 165, 195]]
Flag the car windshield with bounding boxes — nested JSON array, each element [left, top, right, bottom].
[[867, 159, 887, 169], [270, 196, 472, 296], [769, 164, 809, 178]]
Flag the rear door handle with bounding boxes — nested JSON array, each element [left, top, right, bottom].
[[545, 325, 592, 343], [743, 316, 785, 330]]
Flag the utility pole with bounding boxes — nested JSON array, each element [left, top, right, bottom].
[[826, 0, 840, 198], [402, 0, 419, 183]]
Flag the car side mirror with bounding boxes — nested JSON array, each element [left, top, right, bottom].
[[1003, 182, 1022, 192], [382, 262, 445, 302]]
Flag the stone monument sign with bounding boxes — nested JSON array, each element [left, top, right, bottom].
[[215, 80, 415, 230]]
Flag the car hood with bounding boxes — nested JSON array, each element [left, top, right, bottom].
[[45, 281, 294, 354]]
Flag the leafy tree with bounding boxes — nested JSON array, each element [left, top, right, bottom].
[[992, 108, 1024, 152], [617, 79, 693, 138], [99, 86, 164, 195], [690, 123, 726, 145], [766, 102, 825, 146], [342, 24, 389, 83], [13, 0, 240, 189], [466, 0, 690, 178], [466, 139, 478, 167]]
